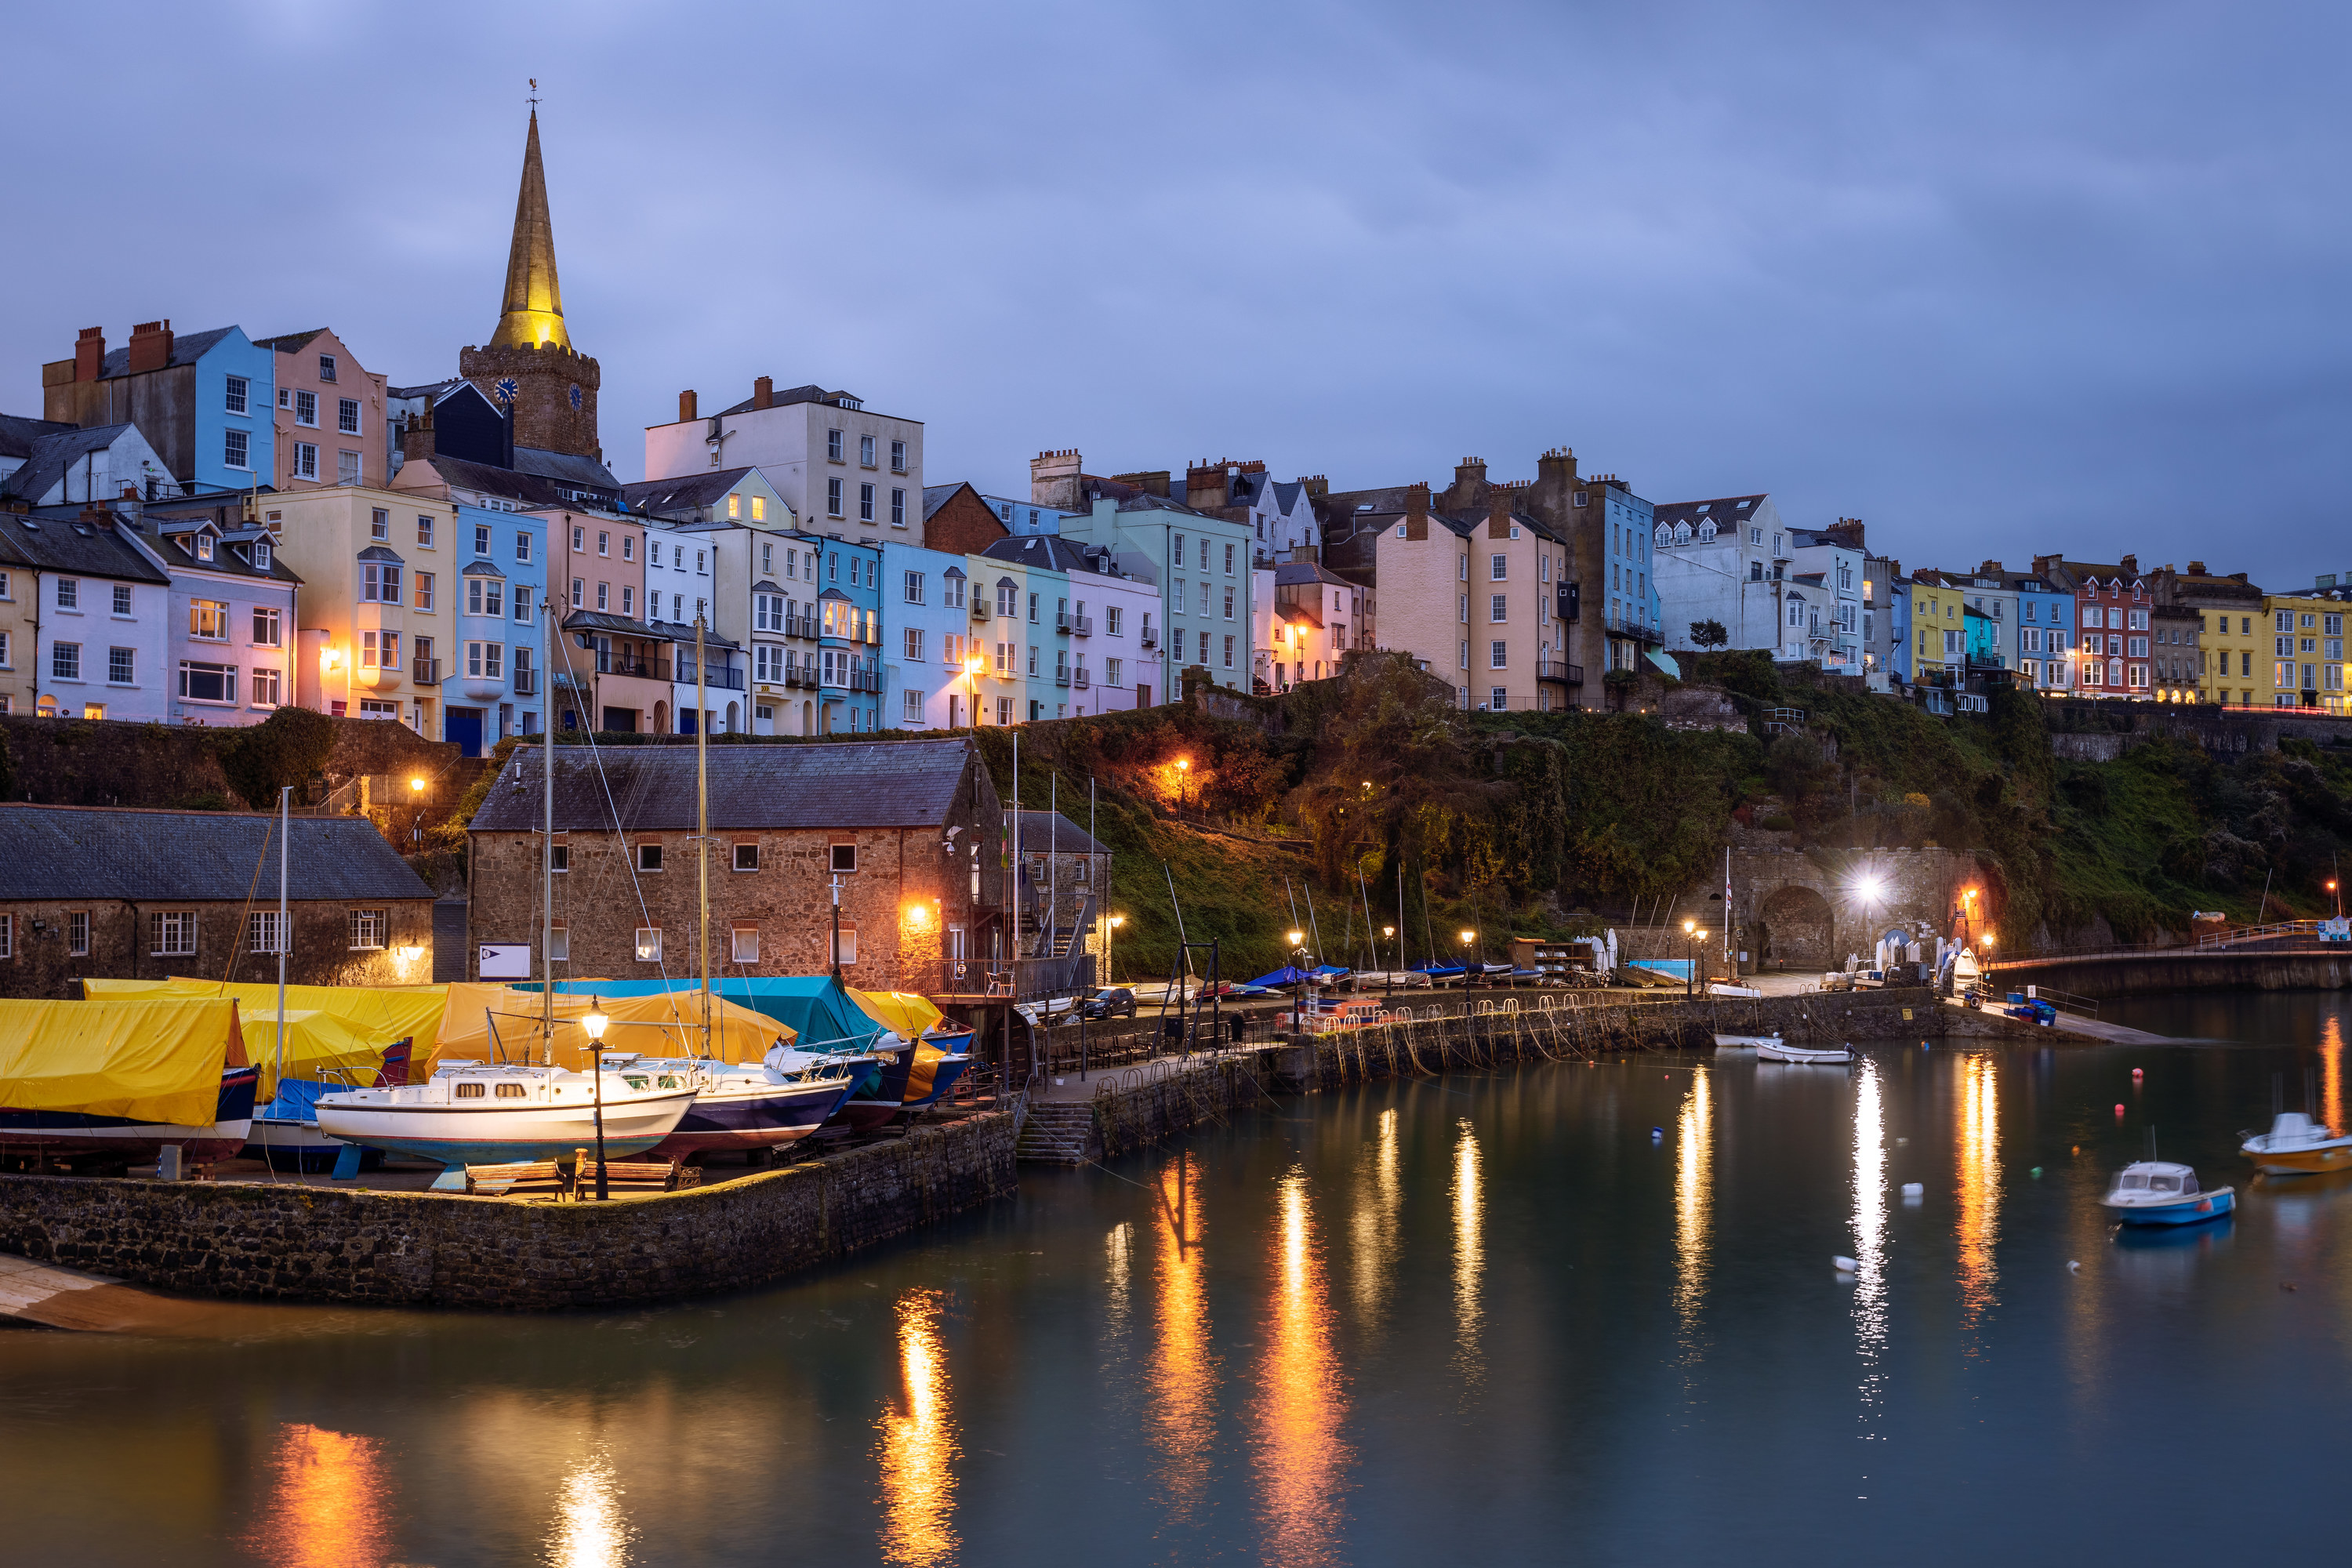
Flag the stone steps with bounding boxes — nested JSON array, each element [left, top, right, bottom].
[[1016, 1104, 1096, 1165]]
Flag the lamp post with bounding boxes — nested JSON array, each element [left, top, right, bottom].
[[409, 775, 426, 847], [1175, 757, 1191, 815], [1298, 931, 1317, 1044], [1382, 924, 1396, 999], [2330, 878, 2342, 920], [1460, 927, 1476, 989], [1683, 917, 1697, 997], [582, 998, 610, 1201], [1107, 913, 1125, 985]]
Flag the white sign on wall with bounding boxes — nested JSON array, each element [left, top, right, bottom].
[[478, 943, 533, 980]]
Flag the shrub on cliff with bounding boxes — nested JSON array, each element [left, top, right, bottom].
[[218, 706, 336, 810]]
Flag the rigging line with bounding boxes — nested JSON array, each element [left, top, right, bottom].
[[551, 608, 687, 1034], [220, 812, 276, 991]]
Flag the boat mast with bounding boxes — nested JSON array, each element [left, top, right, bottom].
[[542, 585, 555, 1067], [277, 783, 289, 1091], [696, 610, 711, 1058]]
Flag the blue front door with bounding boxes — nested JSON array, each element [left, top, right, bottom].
[[445, 706, 485, 758]]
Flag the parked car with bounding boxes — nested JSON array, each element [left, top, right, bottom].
[[1081, 987, 1137, 1020]]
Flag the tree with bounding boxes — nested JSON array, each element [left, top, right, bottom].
[[1689, 619, 1730, 650]]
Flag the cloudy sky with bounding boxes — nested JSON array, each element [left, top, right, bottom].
[[8, 1, 2343, 586]]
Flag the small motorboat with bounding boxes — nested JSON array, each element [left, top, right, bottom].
[[2241, 1112, 2352, 1176], [315, 1061, 697, 1166], [1712, 1032, 1780, 1052], [1755, 1040, 1855, 1065], [2102, 1160, 2234, 1226]]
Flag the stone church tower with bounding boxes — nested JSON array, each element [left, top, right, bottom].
[[459, 110, 601, 459]]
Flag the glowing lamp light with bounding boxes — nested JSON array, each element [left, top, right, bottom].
[[964, 655, 985, 675], [581, 1002, 609, 1043], [321, 647, 343, 672], [1109, 914, 1126, 928], [1857, 876, 1884, 902], [1382, 925, 1396, 938], [1982, 932, 1996, 950], [1682, 918, 1696, 934], [1460, 929, 1476, 944], [1176, 758, 1191, 773], [1287, 930, 1304, 946], [904, 902, 931, 928], [409, 777, 425, 794], [394, 944, 425, 962]]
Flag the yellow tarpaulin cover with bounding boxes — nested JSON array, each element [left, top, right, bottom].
[[849, 989, 949, 1039], [851, 991, 960, 1104], [432, 985, 795, 1076], [238, 1011, 390, 1102], [0, 997, 247, 1126], [83, 979, 449, 1102]]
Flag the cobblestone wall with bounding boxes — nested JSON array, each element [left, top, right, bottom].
[[0, 1111, 1014, 1310]]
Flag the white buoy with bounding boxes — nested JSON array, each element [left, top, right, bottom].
[[2068, 1260, 2081, 1273], [1833, 1256, 1859, 1273], [1900, 1182, 1924, 1198]]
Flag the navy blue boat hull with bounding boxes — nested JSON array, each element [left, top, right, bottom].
[[647, 1077, 859, 1159], [0, 1065, 259, 1163]]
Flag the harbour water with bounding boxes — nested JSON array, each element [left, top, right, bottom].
[[5, 991, 2352, 1566]]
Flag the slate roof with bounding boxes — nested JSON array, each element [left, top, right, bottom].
[[622, 468, 762, 518], [512, 446, 624, 492], [388, 379, 460, 401], [0, 412, 78, 461], [563, 609, 667, 640], [144, 512, 305, 586], [470, 739, 981, 833], [3, 423, 143, 503], [714, 384, 866, 418], [1274, 561, 1353, 589], [0, 804, 432, 903], [1650, 495, 1769, 531], [254, 329, 330, 353], [0, 510, 169, 583], [95, 327, 238, 380], [921, 482, 967, 521], [980, 534, 1120, 575], [412, 453, 574, 509], [1007, 810, 1107, 857], [652, 621, 742, 651]]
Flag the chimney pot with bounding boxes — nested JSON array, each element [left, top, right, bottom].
[[74, 326, 107, 382], [125, 319, 172, 375], [680, 389, 699, 423], [752, 376, 773, 411]]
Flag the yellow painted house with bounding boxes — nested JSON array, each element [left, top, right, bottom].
[[2261, 592, 2350, 711]]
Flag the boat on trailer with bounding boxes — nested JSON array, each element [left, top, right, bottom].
[[0, 1064, 257, 1167], [1755, 1040, 1855, 1065], [314, 1062, 696, 1166]]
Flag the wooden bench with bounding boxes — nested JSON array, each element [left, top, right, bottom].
[[463, 1153, 701, 1199]]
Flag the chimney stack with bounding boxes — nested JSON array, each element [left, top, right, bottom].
[[400, 403, 437, 463], [1298, 474, 1328, 497], [74, 327, 106, 383], [1406, 482, 1429, 521], [2187, 561, 2207, 575], [1185, 461, 1227, 512], [1032, 448, 1084, 510], [679, 390, 698, 423], [2120, 553, 2139, 575], [752, 376, 773, 411], [1487, 487, 1514, 537], [125, 320, 172, 375]]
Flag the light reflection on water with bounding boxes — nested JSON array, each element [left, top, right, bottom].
[[1452, 1117, 1485, 1394], [545, 1449, 632, 1568], [875, 1288, 959, 1568], [1256, 1165, 1349, 1568], [1674, 1067, 1714, 1362], [2325, 1015, 2345, 1135], [242, 1423, 393, 1568], [1852, 1057, 1889, 1450], [1351, 1108, 1401, 1327], [1151, 1152, 1216, 1522], [1956, 1054, 2002, 1339]]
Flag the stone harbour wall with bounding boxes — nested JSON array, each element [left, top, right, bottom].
[[0, 1110, 1014, 1311]]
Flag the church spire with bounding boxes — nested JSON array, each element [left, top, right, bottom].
[[490, 107, 570, 351]]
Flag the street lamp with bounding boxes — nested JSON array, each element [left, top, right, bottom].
[[582, 998, 610, 1201], [1175, 757, 1192, 814], [1287, 929, 1308, 1036], [1683, 917, 1697, 997]]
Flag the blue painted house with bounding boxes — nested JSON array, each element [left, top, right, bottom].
[[41, 321, 275, 495], [444, 503, 548, 754], [812, 534, 884, 734]]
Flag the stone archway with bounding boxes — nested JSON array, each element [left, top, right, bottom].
[[1762, 884, 1835, 970]]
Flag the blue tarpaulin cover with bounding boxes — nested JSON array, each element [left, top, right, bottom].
[[1249, 967, 1316, 987], [542, 977, 885, 1054]]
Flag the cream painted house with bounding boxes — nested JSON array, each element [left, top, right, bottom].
[[261, 485, 456, 731], [1371, 485, 1576, 712]]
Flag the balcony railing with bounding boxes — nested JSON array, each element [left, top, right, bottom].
[[1536, 661, 1583, 684], [1605, 615, 1664, 645], [937, 952, 1097, 1000], [971, 600, 992, 622], [1069, 615, 1092, 637], [1073, 668, 1091, 690], [680, 665, 747, 691], [785, 667, 814, 689], [1139, 631, 1160, 652], [410, 659, 441, 687], [510, 669, 536, 696], [600, 655, 671, 680], [1054, 670, 1071, 687]]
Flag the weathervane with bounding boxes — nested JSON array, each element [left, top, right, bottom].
[[528, 78, 539, 111]]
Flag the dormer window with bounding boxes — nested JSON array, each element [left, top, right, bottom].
[[196, 535, 213, 561], [254, 542, 271, 571]]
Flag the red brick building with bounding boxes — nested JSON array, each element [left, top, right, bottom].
[[919, 482, 1013, 557], [465, 739, 1007, 993], [2040, 554, 2152, 699]]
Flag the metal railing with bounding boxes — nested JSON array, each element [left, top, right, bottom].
[[1537, 660, 1583, 684], [1606, 615, 1664, 644], [410, 659, 441, 687], [678, 665, 746, 691], [938, 952, 1097, 1000], [1070, 615, 1092, 637], [1073, 668, 1091, 689], [596, 654, 671, 680], [2196, 919, 2347, 949], [1054, 669, 1071, 687], [510, 669, 535, 695], [971, 600, 993, 621]]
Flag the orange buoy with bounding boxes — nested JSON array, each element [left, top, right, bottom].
[[2114, 1104, 2125, 1116]]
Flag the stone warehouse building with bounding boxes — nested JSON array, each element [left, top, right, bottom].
[[0, 805, 435, 998], [465, 739, 1007, 993]]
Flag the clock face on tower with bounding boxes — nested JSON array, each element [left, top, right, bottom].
[[569, 383, 583, 411], [495, 377, 518, 407]]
